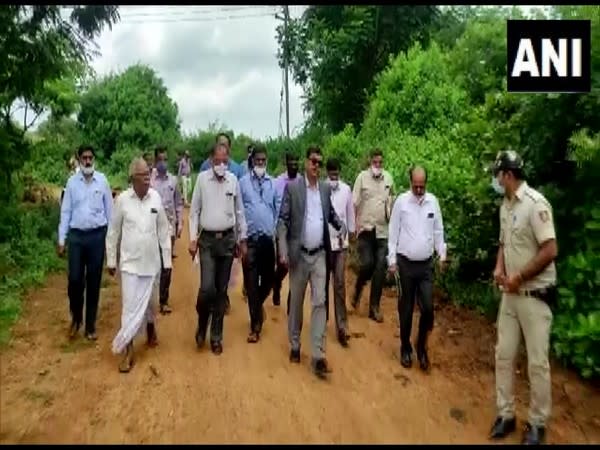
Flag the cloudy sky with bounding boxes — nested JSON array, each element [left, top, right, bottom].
[[90, 5, 308, 140]]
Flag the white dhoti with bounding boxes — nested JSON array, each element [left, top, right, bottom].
[[111, 271, 159, 354]]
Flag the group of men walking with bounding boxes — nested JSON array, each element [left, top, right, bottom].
[[58, 137, 557, 444]]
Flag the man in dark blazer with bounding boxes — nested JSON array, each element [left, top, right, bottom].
[[276, 146, 346, 379]]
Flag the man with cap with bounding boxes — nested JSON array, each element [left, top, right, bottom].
[[488, 150, 558, 445]]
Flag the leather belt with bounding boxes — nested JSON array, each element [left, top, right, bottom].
[[202, 228, 234, 239], [301, 245, 324, 256]]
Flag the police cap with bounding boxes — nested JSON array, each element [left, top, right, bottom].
[[492, 149, 524, 176]]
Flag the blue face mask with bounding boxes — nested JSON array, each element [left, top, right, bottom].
[[491, 176, 505, 196]]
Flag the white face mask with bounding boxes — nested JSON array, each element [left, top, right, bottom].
[[213, 163, 227, 177], [371, 165, 382, 177], [491, 176, 505, 196], [81, 164, 94, 176], [329, 179, 339, 190], [253, 166, 266, 178]]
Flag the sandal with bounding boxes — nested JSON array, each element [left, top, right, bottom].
[[118, 344, 135, 373]]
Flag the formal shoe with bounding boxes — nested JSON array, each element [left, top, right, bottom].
[[521, 423, 545, 445], [289, 349, 301, 363], [68, 321, 81, 339], [368, 310, 384, 323], [160, 304, 172, 315], [313, 358, 331, 379], [146, 323, 158, 347], [338, 330, 349, 348], [417, 351, 430, 372], [489, 416, 517, 439], [85, 331, 98, 341], [195, 328, 206, 349], [211, 341, 223, 355], [273, 293, 280, 306], [400, 350, 412, 368]]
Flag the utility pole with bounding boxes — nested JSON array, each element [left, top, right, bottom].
[[283, 5, 290, 139]]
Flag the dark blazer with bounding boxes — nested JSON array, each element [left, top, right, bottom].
[[276, 176, 346, 268]]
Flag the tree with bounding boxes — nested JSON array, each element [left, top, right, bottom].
[[77, 64, 181, 161], [276, 5, 440, 133], [0, 5, 119, 201]]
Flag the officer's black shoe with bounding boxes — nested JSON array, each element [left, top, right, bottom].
[[417, 350, 430, 372]]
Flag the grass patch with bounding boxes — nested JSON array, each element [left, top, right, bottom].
[[0, 200, 65, 347]]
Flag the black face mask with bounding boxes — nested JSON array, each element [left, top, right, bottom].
[[287, 167, 298, 178]]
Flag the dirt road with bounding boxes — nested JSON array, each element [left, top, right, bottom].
[[1, 212, 599, 444]]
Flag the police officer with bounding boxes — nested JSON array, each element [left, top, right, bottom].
[[488, 150, 558, 445]]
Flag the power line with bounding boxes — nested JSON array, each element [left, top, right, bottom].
[[118, 6, 274, 19], [121, 11, 276, 25]]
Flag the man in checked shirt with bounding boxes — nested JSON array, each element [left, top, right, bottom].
[[150, 145, 183, 314]]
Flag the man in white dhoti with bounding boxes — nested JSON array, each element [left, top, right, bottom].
[[106, 157, 172, 373]]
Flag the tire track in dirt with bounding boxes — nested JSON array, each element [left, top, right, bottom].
[[1, 210, 599, 444]]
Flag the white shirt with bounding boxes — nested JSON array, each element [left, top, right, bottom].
[[302, 178, 324, 250], [106, 188, 172, 276], [329, 180, 355, 251], [189, 169, 247, 242], [387, 191, 447, 266]]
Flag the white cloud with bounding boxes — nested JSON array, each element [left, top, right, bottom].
[[86, 5, 307, 139]]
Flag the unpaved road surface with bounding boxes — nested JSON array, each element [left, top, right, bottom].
[[1, 211, 599, 444]]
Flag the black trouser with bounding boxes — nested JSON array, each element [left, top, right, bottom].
[[67, 226, 107, 334], [273, 248, 291, 309], [354, 229, 387, 313], [196, 229, 235, 344], [325, 250, 348, 332], [396, 254, 434, 355], [159, 236, 175, 306], [245, 235, 276, 333]]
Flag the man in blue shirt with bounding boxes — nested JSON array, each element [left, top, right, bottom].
[[58, 145, 113, 341], [199, 132, 244, 179], [239, 144, 281, 343]]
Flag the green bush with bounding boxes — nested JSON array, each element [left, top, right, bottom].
[[0, 201, 64, 344]]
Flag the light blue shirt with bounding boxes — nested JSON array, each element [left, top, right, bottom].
[[58, 171, 113, 245], [239, 172, 281, 239], [200, 158, 244, 179]]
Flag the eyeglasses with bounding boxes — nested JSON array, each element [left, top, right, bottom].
[[310, 158, 323, 167]]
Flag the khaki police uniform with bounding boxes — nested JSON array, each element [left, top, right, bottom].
[[496, 181, 556, 427]]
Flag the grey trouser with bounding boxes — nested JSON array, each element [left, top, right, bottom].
[[288, 249, 327, 360]]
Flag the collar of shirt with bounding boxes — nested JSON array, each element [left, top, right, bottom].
[[252, 171, 271, 182], [304, 176, 319, 190], [128, 187, 151, 201], [410, 191, 430, 205], [77, 171, 97, 182], [514, 181, 528, 201]]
